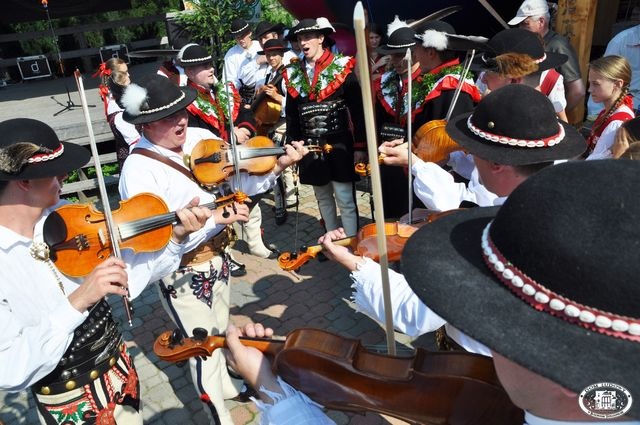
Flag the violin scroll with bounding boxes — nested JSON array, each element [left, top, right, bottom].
[[277, 249, 317, 272]]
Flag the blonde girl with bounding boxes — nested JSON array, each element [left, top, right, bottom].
[[586, 55, 634, 160]]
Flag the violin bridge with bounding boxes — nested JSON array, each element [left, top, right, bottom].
[[98, 228, 107, 247]]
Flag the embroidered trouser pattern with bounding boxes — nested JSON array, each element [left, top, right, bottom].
[[33, 346, 141, 425], [158, 253, 241, 425]]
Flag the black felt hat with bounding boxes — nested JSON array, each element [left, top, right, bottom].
[[402, 159, 640, 419], [230, 18, 251, 37], [121, 74, 197, 125], [0, 118, 89, 180], [176, 43, 212, 68], [473, 28, 567, 73], [376, 17, 416, 55], [258, 39, 289, 55], [446, 84, 586, 165], [254, 21, 285, 39], [289, 18, 335, 39]]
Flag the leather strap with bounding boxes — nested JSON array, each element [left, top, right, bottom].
[[131, 148, 195, 182]]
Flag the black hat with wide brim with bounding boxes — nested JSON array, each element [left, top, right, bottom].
[[122, 74, 197, 125], [0, 118, 89, 180], [176, 43, 213, 68], [402, 160, 640, 419], [254, 21, 285, 39], [258, 38, 290, 55], [446, 84, 586, 165], [377, 26, 417, 55], [472, 28, 567, 73], [289, 18, 335, 39]]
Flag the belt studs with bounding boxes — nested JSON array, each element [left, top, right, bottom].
[[65, 380, 76, 391]]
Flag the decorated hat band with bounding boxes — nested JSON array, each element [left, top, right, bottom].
[[138, 91, 186, 115], [481, 222, 640, 342], [387, 41, 416, 49], [180, 55, 212, 64], [533, 52, 547, 63], [293, 23, 322, 34], [467, 115, 565, 148], [28, 143, 65, 164], [231, 23, 249, 35]]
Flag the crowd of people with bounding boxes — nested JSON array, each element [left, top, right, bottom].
[[1, 0, 639, 424]]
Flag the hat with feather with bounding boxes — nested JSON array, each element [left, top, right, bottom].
[[376, 16, 417, 55], [0, 118, 89, 181], [121, 74, 197, 125]]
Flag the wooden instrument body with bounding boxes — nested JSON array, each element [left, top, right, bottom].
[[413, 119, 464, 164], [189, 137, 279, 186], [44, 193, 171, 277], [154, 327, 523, 424]]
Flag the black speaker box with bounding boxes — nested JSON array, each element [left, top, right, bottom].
[[100, 44, 129, 63], [17, 55, 52, 80]]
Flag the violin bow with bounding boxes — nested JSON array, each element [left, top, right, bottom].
[[221, 67, 244, 196], [404, 47, 413, 225], [73, 69, 133, 326], [444, 48, 477, 123], [354, 2, 396, 355]]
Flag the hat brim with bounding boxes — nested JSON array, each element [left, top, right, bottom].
[[256, 23, 285, 38], [376, 43, 416, 56], [178, 58, 213, 68], [508, 16, 527, 26], [402, 207, 640, 419], [123, 86, 197, 125], [0, 141, 90, 181], [445, 112, 587, 165], [258, 47, 290, 56], [471, 50, 567, 73]]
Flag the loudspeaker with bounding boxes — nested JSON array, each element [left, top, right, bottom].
[[99, 44, 129, 63], [165, 14, 193, 49], [17, 55, 52, 80]]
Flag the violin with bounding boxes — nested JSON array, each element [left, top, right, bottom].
[[277, 209, 458, 271], [43, 191, 247, 277], [154, 327, 523, 425], [251, 84, 282, 136], [412, 119, 464, 164], [187, 137, 330, 188]]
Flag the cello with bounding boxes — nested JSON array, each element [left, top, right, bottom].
[[154, 327, 523, 425]]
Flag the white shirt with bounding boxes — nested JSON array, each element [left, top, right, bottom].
[[223, 40, 261, 88], [118, 127, 277, 263], [412, 160, 502, 211], [0, 203, 183, 391], [350, 257, 492, 355], [107, 98, 140, 148], [586, 103, 635, 160]]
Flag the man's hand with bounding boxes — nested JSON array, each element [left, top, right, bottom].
[[68, 257, 129, 313], [213, 201, 250, 225], [172, 196, 213, 244], [318, 228, 365, 272], [223, 323, 281, 403], [234, 127, 251, 144], [379, 140, 420, 167], [273, 141, 308, 174]]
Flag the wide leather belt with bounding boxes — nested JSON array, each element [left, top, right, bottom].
[[299, 99, 349, 140], [36, 341, 125, 395], [180, 226, 232, 267]]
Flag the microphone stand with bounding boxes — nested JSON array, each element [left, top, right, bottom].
[[42, 0, 91, 116]]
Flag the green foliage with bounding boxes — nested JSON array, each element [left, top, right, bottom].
[[8, 0, 182, 56], [174, 0, 254, 69], [260, 0, 294, 27]]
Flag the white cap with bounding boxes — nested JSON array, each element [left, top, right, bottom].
[[508, 0, 550, 26]]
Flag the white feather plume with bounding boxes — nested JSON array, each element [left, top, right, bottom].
[[316, 17, 335, 33], [121, 83, 148, 116], [421, 29, 448, 51], [387, 16, 408, 37]]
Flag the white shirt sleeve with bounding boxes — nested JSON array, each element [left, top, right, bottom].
[[350, 258, 446, 337], [114, 112, 140, 146], [254, 377, 335, 425]]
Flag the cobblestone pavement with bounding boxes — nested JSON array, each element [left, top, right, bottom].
[[1, 180, 432, 424]]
